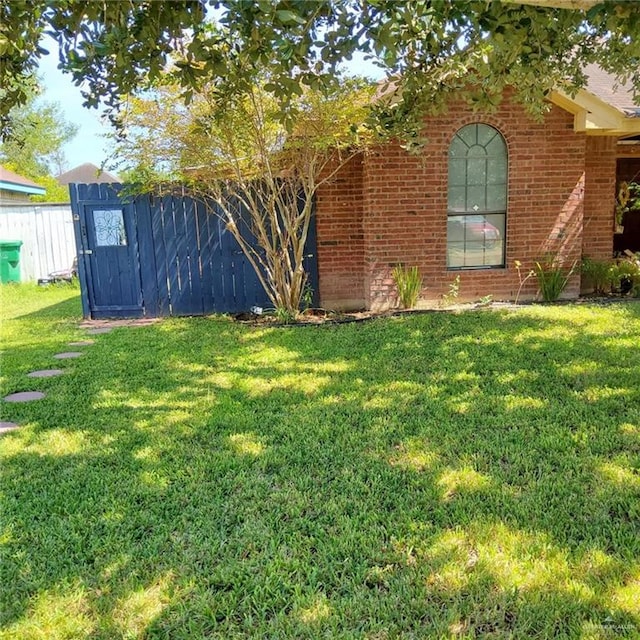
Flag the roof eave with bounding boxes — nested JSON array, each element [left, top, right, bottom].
[[0, 180, 46, 195], [550, 89, 640, 136]]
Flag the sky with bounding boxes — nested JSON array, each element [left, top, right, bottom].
[[38, 40, 383, 176], [39, 43, 111, 173]]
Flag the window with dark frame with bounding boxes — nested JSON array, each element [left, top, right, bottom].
[[447, 123, 507, 269]]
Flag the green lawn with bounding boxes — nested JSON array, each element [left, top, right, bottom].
[[1, 284, 639, 639]]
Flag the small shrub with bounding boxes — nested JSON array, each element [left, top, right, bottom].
[[392, 264, 423, 309], [514, 260, 535, 304], [274, 306, 297, 324], [440, 274, 461, 307], [616, 180, 640, 227], [301, 281, 314, 310], [535, 258, 576, 302], [581, 257, 614, 295], [610, 257, 640, 296]]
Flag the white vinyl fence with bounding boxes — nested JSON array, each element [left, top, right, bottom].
[[0, 203, 76, 281]]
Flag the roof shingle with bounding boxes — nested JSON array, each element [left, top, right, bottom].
[[0, 165, 45, 190], [584, 63, 640, 117], [56, 163, 120, 185]]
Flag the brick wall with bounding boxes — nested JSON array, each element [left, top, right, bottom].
[[315, 154, 366, 309], [316, 96, 618, 310], [582, 136, 617, 262]]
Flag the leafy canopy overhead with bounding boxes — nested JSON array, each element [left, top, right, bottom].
[[1, 1, 639, 138]]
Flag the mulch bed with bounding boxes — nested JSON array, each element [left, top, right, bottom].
[[72, 296, 639, 329], [233, 296, 640, 327]]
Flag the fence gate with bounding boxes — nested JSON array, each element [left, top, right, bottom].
[[70, 183, 319, 319]]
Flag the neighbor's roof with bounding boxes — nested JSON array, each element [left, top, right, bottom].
[[584, 63, 640, 117], [56, 162, 120, 185], [0, 165, 46, 195]]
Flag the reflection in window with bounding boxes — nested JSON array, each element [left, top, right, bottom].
[[94, 209, 127, 246], [447, 124, 507, 268]]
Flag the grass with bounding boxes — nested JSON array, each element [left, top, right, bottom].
[[1, 283, 639, 639]]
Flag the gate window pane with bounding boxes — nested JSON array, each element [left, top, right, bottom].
[[94, 209, 127, 246], [447, 124, 507, 269]]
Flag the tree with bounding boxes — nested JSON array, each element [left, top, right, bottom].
[[0, 88, 78, 202], [112, 78, 376, 316], [28, 175, 71, 204], [1, 1, 639, 140], [1, 98, 77, 178]]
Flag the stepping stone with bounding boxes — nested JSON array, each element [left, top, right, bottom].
[[27, 369, 64, 378], [4, 391, 46, 402], [0, 422, 20, 434], [68, 340, 94, 346], [86, 327, 112, 335], [53, 352, 83, 359]]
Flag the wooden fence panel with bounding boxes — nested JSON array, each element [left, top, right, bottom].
[[161, 195, 180, 314], [172, 195, 201, 315], [135, 196, 160, 317], [0, 204, 76, 281], [196, 199, 215, 312], [148, 194, 170, 316], [70, 185, 318, 318], [183, 196, 203, 315]]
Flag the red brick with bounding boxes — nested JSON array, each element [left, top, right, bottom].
[[316, 94, 618, 310]]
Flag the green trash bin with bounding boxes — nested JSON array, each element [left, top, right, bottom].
[[0, 240, 23, 283]]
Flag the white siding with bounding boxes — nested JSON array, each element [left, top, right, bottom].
[[0, 204, 76, 281]]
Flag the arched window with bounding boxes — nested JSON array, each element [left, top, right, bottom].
[[447, 123, 507, 268]]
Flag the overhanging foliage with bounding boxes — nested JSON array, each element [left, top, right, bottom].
[[1, 1, 639, 139]]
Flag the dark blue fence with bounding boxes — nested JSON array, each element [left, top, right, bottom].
[[69, 183, 319, 319]]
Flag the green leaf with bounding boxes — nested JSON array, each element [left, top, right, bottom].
[[275, 10, 305, 25]]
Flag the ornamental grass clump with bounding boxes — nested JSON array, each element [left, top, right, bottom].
[[535, 257, 576, 302], [581, 256, 615, 295], [392, 265, 423, 309]]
